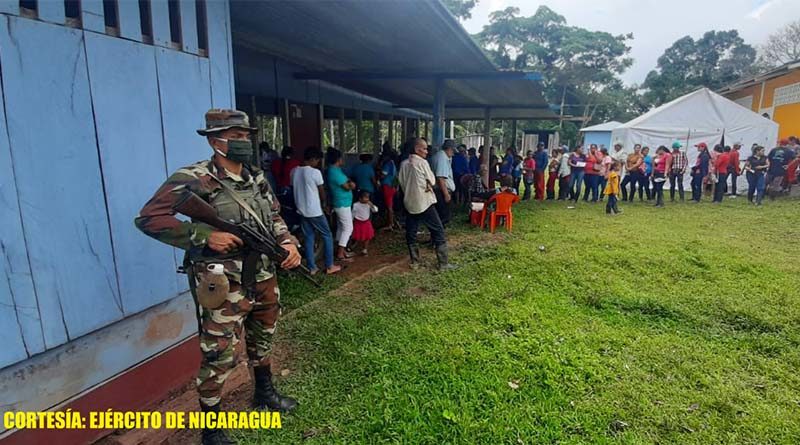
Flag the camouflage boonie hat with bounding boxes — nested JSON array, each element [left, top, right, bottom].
[[197, 109, 257, 136]]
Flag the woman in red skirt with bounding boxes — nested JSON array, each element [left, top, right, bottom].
[[352, 191, 378, 255]]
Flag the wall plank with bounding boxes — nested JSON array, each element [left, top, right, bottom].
[[80, 0, 105, 33], [207, 0, 233, 108], [0, 48, 40, 368], [84, 33, 179, 316], [117, 0, 143, 42], [37, 0, 65, 24], [155, 47, 212, 292], [179, 0, 199, 54], [0, 18, 123, 347], [0, 1, 18, 15], [150, 0, 171, 47]]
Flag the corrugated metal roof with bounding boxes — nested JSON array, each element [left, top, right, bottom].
[[229, 0, 552, 119], [718, 59, 800, 94]]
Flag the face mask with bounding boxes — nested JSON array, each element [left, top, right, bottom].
[[215, 138, 253, 164]]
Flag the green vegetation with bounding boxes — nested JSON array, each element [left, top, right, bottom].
[[242, 198, 800, 444]]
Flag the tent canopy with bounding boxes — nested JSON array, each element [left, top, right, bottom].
[[611, 88, 779, 191], [611, 88, 778, 151]]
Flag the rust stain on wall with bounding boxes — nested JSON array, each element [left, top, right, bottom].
[[143, 312, 184, 345]]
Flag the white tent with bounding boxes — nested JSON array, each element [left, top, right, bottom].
[[611, 88, 778, 191]]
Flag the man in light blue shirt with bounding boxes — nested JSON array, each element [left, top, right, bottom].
[[429, 139, 456, 225]]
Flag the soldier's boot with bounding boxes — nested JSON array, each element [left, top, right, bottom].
[[200, 403, 236, 445], [435, 244, 458, 271], [253, 365, 298, 413], [408, 244, 421, 269]]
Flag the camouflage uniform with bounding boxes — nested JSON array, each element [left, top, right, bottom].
[[135, 111, 298, 408]]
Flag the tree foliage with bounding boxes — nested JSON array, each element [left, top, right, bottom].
[[759, 19, 800, 67], [475, 6, 633, 127], [442, 0, 478, 21], [642, 30, 756, 105]]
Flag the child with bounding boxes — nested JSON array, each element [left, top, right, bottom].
[[604, 161, 621, 215], [352, 191, 378, 255]]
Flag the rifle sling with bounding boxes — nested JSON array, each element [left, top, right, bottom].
[[209, 175, 271, 234]]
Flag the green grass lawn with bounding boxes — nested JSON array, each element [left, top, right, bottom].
[[240, 197, 800, 444]]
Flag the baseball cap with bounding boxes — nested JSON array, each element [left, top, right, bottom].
[[671, 141, 682, 149], [694, 142, 708, 149]]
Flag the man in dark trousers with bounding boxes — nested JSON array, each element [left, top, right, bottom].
[[398, 138, 457, 271]]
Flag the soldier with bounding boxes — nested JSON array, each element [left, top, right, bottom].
[[135, 109, 302, 445]]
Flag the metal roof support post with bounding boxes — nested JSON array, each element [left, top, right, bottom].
[[401, 116, 407, 143], [416, 119, 421, 137], [481, 107, 492, 185], [424, 120, 429, 140], [388, 114, 394, 150], [373, 113, 380, 152], [432, 78, 446, 148], [511, 119, 517, 151], [338, 108, 345, 150], [356, 110, 363, 153]]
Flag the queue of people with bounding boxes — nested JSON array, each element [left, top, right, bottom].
[[267, 135, 798, 275], [265, 137, 463, 273]]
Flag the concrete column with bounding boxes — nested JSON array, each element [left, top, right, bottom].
[[281, 99, 291, 147], [338, 108, 345, 150], [481, 108, 492, 185], [356, 110, 363, 153], [387, 114, 394, 149], [432, 78, 446, 148], [373, 113, 380, 152]]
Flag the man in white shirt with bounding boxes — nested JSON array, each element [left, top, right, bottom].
[[428, 139, 457, 225], [292, 146, 341, 275], [398, 138, 457, 271]]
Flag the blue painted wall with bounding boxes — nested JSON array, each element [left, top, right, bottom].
[[0, 0, 234, 369], [582, 131, 613, 150]]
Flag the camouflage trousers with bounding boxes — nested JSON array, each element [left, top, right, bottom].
[[196, 277, 281, 407]]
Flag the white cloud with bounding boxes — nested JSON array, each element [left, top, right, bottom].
[[462, 0, 800, 85]]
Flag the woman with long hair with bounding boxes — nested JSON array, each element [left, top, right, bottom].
[[651, 146, 671, 208]]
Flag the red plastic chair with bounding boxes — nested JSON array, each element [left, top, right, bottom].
[[480, 191, 519, 233]]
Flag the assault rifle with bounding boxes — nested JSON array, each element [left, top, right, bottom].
[[173, 192, 320, 287]]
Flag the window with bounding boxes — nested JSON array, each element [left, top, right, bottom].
[[138, 0, 152, 43], [64, 0, 81, 27], [19, 0, 37, 18], [195, 0, 208, 55], [773, 82, 800, 107], [168, 0, 182, 49], [103, 0, 119, 36]]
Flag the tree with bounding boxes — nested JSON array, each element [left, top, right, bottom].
[[442, 0, 478, 21], [643, 30, 756, 105], [759, 19, 800, 67], [476, 6, 633, 127]]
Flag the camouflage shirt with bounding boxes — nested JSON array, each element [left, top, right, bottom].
[[135, 158, 298, 282]]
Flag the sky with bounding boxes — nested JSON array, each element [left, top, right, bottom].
[[460, 0, 800, 85]]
